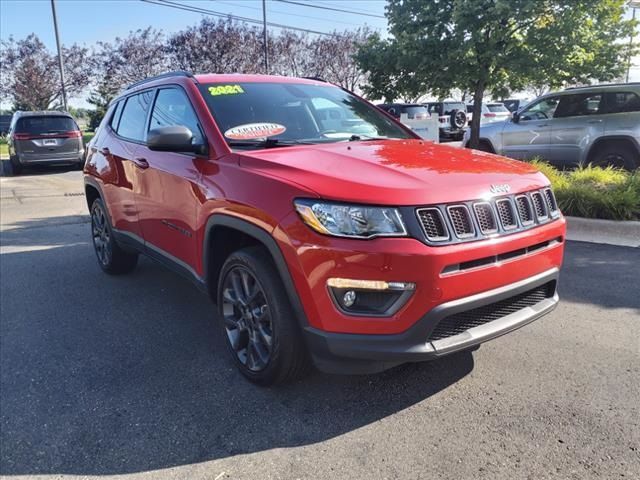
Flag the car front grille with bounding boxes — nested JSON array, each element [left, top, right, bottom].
[[427, 281, 556, 341], [416, 187, 560, 246]]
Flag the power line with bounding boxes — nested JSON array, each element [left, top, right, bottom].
[[140, 0, 342, 37], [273, 0, 385, 19], [214, 0, 371, 27]]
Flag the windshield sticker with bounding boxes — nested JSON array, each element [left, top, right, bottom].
[[208, 85, 245, 96], [224, 123, 287, 140]]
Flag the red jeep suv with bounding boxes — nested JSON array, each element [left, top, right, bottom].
[[84, 71, 566, 385]]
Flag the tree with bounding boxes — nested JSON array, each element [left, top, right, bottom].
[[357, 0, 638, 148], [0, 34, 90, 110], [166, 18, 264, 74], [87, 28, 166, 129], [313, 29, 371, 90]]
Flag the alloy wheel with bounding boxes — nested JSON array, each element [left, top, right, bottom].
[[221, 266, 273, 372], [92, 203, 111, 266]]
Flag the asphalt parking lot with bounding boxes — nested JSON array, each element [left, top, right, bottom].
[[1, 168, 639, 480]]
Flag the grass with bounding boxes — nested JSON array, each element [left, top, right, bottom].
[[531, 160, 640, 221]]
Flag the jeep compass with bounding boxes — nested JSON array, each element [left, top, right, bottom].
[[84, 71, 566, 385]]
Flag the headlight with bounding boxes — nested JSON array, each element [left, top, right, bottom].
[[294, 199, 407, 239]]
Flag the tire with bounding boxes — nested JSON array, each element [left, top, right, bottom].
[[591, 142, 639, 171], [90, 198, 138, 274], [476, 140, 494, 153], [450, 109, 467, 129], [217, 246, 311, 386], [9, 156, 22, 175]]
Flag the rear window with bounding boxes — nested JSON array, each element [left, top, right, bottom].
[[442, 103, 466, 115], [487, 104, 509, 113], [16, 116, 77, 134], [400, 106, 429, 119]]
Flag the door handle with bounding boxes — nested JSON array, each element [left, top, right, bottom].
[[99, 147, 111, 156], [131, 157, 149, 169], [588, 119, 603, 124], [537, 124, 549, 127]]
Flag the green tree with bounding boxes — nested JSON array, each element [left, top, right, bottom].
[[357, 0, 637, 148]]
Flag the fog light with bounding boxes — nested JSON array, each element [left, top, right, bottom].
[[343, 290, 357, 307], [327, 278, 415, 317]]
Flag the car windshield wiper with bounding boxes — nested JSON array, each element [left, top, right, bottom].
[[347, 134, 390, 142]]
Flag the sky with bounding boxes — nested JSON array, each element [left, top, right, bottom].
[[0, 0, 638, 108]]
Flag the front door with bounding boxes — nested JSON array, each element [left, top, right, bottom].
[[133, 87, 206, 274], [501, 96, 560, 161]]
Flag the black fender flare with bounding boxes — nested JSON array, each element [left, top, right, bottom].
[[585, 135, 640, 163], [203, 214, 310, 328]]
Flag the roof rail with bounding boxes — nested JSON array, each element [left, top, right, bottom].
[[565, 82, 640, 90], [126, 71, 195, 90]]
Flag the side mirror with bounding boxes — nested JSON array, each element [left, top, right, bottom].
[[512, 111, 520, 123], [147, 126, 207, 155]]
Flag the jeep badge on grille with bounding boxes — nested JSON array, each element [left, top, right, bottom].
[[490, 184, 511, 194]]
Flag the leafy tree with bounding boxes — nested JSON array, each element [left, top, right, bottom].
[[0, 34, 90, 111], [357, 0, 638, 148], [87, 28, 166, 129], [166, 18, 264, 74]]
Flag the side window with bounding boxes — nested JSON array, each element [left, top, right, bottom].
[[149, 88, 204, 144], [520, 97, 559, 121], [117, 91, 154, 142], [554, 93, 603, 118], [109, 101, 124, 131], [604, 92, 640, 114]]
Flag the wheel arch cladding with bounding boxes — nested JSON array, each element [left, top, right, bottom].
[[587, 136, 640, 163], [85, 183, 101, 211], [203, 214, 310, 328]]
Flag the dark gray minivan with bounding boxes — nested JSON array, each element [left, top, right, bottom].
[[8, 111, 85, 174]]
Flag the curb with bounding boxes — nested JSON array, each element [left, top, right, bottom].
[[566, 216, 640, 248]]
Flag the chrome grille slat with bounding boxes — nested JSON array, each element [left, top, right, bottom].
[[495, 198, 518, 230], [447, 205, 475, 238], [415, 187, 560, 246], [531, 192, 548, 220], [416, 208, 449, 241], [473, 202, 498, 234], [515, 195, 534, 225]]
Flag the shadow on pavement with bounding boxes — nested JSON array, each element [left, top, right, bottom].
[[0, 239, 474, 476]]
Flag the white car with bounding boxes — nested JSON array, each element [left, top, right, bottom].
[[466, 102, 512, 125]]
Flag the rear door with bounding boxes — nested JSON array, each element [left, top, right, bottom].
[[132, 86, 205, 272], [501, 96, 559, 160], [547, 92, 606, 167], [98, 91, 154, 239]]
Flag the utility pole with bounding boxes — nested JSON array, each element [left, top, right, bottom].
[[628, 1, 640, 83], [50, 0, 68, 111], [262, 0, 269, 74]]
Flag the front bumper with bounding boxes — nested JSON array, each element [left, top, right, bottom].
[[305, 268, 559, 374]]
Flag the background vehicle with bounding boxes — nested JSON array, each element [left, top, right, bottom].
[[466, 102, 511, 124], [8, 111, 85, 174], [85, 72, 565, 385], [502, 98, 532, 113], [377, 103, 430, 120], [424, 101, 468, 140], [463, 83, 640, 170]]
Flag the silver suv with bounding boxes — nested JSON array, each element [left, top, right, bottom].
[[463, 83, 640, 170], [8, 111, 85, 175]]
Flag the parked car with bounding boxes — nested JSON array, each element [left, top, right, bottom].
[[463, 83, 640, 170], [466, 102, 512, 125], [8, 111, 85, 174], [502, 98, 532, 113], [377, 103, 430, 120], [424, 101, 468, 140], [85, 71, 565, 385]]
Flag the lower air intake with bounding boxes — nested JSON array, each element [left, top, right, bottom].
[[427, 281, 556, 341]]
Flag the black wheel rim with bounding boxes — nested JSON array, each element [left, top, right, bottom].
[[600, 153, 626, 169], [91, 204, 111, 266], [221, 266, 273, 372]]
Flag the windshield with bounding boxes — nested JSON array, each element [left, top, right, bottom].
[[199, 82, 412, 148], [16, 116, 77, 134]]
